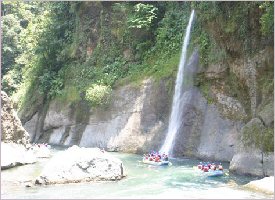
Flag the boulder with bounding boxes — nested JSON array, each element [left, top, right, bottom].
[[1, 142, 36, 170], [32, 146, 51, 158], [229, 151, 274, 177], [229, 118, 274, 176], [238, 118, 265, 150], [35, 146, 126, 185], [244, 176, 274, 195], [1, 91, 35, 169]]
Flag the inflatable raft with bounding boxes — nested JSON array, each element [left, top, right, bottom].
[[204, 169, 224, 177], [142, 158, 171, 166], [193, 166, 224, 177]]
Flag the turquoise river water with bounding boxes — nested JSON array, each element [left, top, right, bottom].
[[1, 147, 273, 199]]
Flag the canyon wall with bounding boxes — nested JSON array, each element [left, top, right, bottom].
[[22, 49, 274, 176]]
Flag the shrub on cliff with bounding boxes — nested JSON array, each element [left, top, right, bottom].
[[85, 84, 112, 106]]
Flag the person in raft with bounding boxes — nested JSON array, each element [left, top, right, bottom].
[[197, 162, 223, 172], [143, 151, 169, 162]]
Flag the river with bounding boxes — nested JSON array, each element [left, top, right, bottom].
[[1, 147, 272, 199]]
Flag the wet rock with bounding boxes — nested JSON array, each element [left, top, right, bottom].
[[229, 118, 273, 176], [32, 146, 51, 158], [244, 176, 274, 195], [25, 184, 32, 188], [229, 151, 274, 177], [35, 145, 126, 185], [35, 177, 44, 185], [1, 142, 36, 170], [24, 180, 34, 188], [174, 87, 243, 162]]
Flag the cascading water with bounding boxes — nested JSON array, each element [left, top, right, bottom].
[[160, 10, 195, 156]]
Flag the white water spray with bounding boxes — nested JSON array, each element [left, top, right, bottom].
[[160, 10, 195, 156]]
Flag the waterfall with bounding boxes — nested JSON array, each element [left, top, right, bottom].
[[160, 10, 195, 156]]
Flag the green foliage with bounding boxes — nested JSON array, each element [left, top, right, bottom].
[[1, 69, 22, 95], [242, 124, 274, 153], [8, 2, 76, 113], [85, 84, 112, 106], [197, 31, 210, 65], [4, 1, 273, 119], [191, 2, 219, 21], [1, 1, 44, 79], [55, 85, 81, 104], [12, 1, 193, 107], [259, 2, 274, 36], [116, 50, 180, 88], [192, 2, 266, 57], [127, 3, 158, 30], [152, 2, 190, 57], [1, 12, 23, 76], [38, 70, 64, 98], [260, 76, 274, 100], [1, 2, 47, 102], [198, 80, 215, 104], [148, 53, 179, 80], [262, 127, 274, 152]]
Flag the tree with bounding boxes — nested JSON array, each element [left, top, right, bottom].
[[1, 13, 23, 76]]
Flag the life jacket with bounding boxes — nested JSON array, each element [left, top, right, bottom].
[[210, 165, 216, 170], [203, 166, 209, 172]]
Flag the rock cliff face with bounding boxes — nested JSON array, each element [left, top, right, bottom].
[[173, 87, 244, 162], [194, 46, 274, 177], [22, 48, 273, 177], [24, 78, 171, 154], [1, 91, 30, 145]]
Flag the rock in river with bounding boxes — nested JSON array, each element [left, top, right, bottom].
[[1, 142, 36, 170], [244, 176, 274, 195], [1, 91, 35, 170], [35, 145, 126, 185]]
